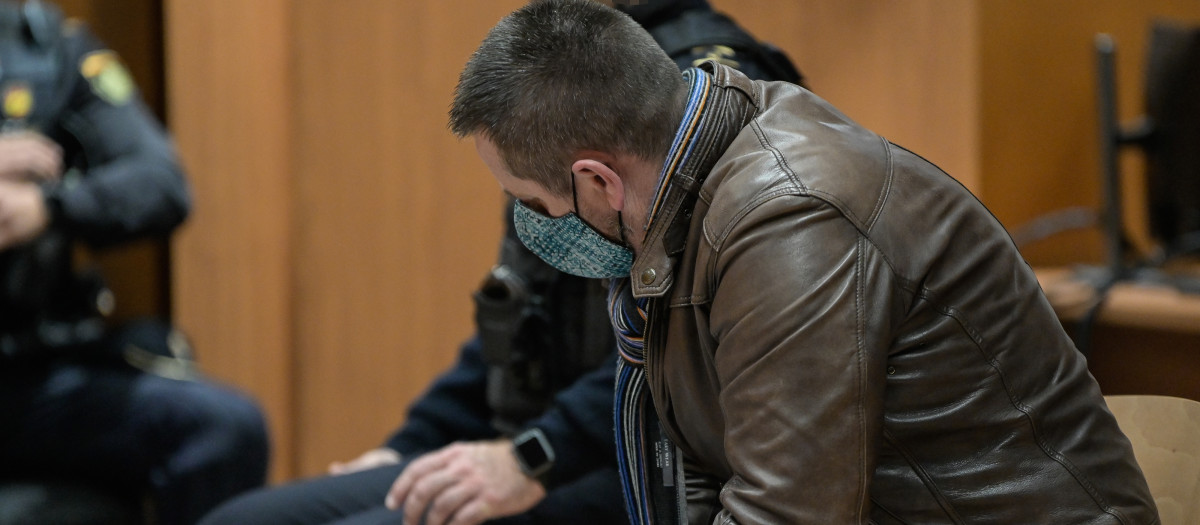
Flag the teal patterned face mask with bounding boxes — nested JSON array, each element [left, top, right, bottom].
[[511, 202, 633, 279], [512, 199, 633, 279]]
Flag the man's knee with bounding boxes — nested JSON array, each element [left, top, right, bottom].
[[136, 376, 270, 479], [196, 485, 276, 525], [196, 386, 270, 475]]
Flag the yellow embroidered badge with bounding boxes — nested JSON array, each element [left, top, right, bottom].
[[80, 50, 134, 105], [2, 83, 33, 119]]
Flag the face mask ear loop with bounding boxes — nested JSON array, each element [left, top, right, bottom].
[[570, 171, 580, 215], [573, 168, 630, 249], [617, 212, 629, 248]]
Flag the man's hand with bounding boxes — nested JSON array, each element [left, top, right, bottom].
[[385, 439, 547, 525], [0, 180, 50, 251], [328, 447, 401, 475], [0, 132, 63, 183]]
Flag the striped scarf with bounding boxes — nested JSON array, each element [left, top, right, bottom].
[[610, 278, 656, 523], [611, 67, 712, 525]]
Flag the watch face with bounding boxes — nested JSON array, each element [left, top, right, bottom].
[[514, 428, 554, 479], [516, 432, 551, 468]]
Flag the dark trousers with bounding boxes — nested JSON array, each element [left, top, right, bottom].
[[199, 460, 630, 525], [0, 358, 270, 525]]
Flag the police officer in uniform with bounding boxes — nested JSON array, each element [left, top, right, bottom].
[[199, 1, 802, 524], [0, 1, 269, 523]]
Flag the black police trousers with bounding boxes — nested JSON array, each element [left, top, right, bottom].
[[0, 355, 269, 525]]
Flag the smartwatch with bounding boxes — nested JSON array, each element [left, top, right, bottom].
[[511, 427, 555, 482]]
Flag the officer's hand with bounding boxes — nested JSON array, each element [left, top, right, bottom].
[[385, 440, 546, 525], [0, 180, 50, 251], [328, 447, 401, 475], [0, 132, 63, 183]]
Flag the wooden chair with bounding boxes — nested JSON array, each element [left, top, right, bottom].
[[1105, 394, 1200, 525]]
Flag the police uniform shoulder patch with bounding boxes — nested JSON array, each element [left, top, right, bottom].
[[690, 45, 741, 70], [80, 50, 134, 106]]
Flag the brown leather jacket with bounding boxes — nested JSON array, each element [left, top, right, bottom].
[[631, 62, 1159, 524]]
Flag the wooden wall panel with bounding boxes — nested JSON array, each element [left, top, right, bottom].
[[712, 0, 981, 191], [287, 0, 518, 477], [166, 0, 296, 480], [168, 0, 521, 480], [980, 0, 1200, 266]]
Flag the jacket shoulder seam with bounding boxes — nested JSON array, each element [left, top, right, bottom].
[[864, 136, 895, 232]]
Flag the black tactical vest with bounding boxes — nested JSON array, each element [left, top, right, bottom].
[[473, 200, 615, 433]]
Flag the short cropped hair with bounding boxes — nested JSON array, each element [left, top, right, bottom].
[[449, 0, 688, 198]]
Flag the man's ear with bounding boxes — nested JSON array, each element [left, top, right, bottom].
[[571, 158, 625, 211]]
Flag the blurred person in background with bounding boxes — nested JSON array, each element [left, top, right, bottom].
[[0, 1, 268, 523]]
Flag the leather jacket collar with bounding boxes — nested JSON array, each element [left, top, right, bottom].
[[632, 62, 756, 298]]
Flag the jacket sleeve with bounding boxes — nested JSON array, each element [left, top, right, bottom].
[[517, 349, 619, 490], [46, 24, 189, 247], [384, 336, 498, 456], [384, 337, 619, 490], [706, 196, 893, 524]]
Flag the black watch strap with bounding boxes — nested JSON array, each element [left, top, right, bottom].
[[511, 427, 555, 483]]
